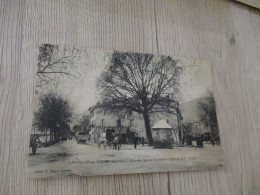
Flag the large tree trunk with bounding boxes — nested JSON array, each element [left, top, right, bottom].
[[45, 129, 47, 143], [178, 120, 183, 144], [143, 111, 153, 146], [176, 109, 183, 144], [54, 130, 59, 143], [50, 129, 53, 143]]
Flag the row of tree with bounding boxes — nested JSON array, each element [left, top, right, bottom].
[[34, 93, 73, 143], [33, 92, 92, 144]]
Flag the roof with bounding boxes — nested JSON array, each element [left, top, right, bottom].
[[88, 105, 100, 113], [88, 101, 104, 113], [152, 119, 172, 129]]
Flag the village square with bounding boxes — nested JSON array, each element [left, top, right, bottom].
[[28, 45, 222, 177]]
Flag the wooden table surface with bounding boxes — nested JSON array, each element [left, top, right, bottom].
[[0, 0, 259, 194]]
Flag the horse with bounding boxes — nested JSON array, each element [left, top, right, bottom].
[[112, 135, 121, 150]]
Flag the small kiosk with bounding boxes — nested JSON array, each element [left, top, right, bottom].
[[152, 119, 173, 148]]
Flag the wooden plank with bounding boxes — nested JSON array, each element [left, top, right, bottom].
[[235, 0, 260, 9], [0, 0, 260, 194]]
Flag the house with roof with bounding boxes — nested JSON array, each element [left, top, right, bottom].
[[88, 105, 179, 143], [87, 97, 211, 144], [151, 119, 179, 143]]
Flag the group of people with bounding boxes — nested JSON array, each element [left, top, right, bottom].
[[30, 134, 41, 154], [105, 128, 122, 150], [182, 133, 216, 147], [104, 128, 144, 150]]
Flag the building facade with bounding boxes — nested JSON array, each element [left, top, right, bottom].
[[88, 106, 179, 143]]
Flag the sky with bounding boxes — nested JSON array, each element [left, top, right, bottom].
[[35, 46, 213, 115]]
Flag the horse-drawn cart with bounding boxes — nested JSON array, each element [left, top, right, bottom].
[[98, 132, 121, 150]]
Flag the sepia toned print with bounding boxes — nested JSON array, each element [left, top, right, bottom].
[[28, 44, 223, 178]]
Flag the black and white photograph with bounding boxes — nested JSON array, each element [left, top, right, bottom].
[[28, 44, 223, 178]]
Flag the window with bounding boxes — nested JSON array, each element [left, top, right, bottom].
[[101, 119, 105, 127], [117, 119, 121, 127], [130, 119, 134, 127], [166, 119, 169, 124]]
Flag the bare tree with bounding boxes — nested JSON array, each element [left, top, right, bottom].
[[97, 51, 183, 145], [80, 114, 90, 133], [198, 93, 219, 140], [34, 93, 73, 143], [73, 125, 82, 132], [73, 114, 90, 133], [36, 44, 80, 88]]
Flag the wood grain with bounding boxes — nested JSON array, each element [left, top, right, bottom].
[[235, 0, 260, 9], [0, 0, 259, 194]]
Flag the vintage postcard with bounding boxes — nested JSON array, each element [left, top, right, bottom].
[[28, 44, 223, 178]]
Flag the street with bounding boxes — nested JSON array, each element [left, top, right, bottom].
[[28, 139, 223, 178]]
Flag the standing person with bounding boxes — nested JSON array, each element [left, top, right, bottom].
[[106, 128, 111, 142], [133, 133, 138, 149], [31, 135, 41, 154], [211, 134, 215, 146], [118, 135, 122, 149]]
